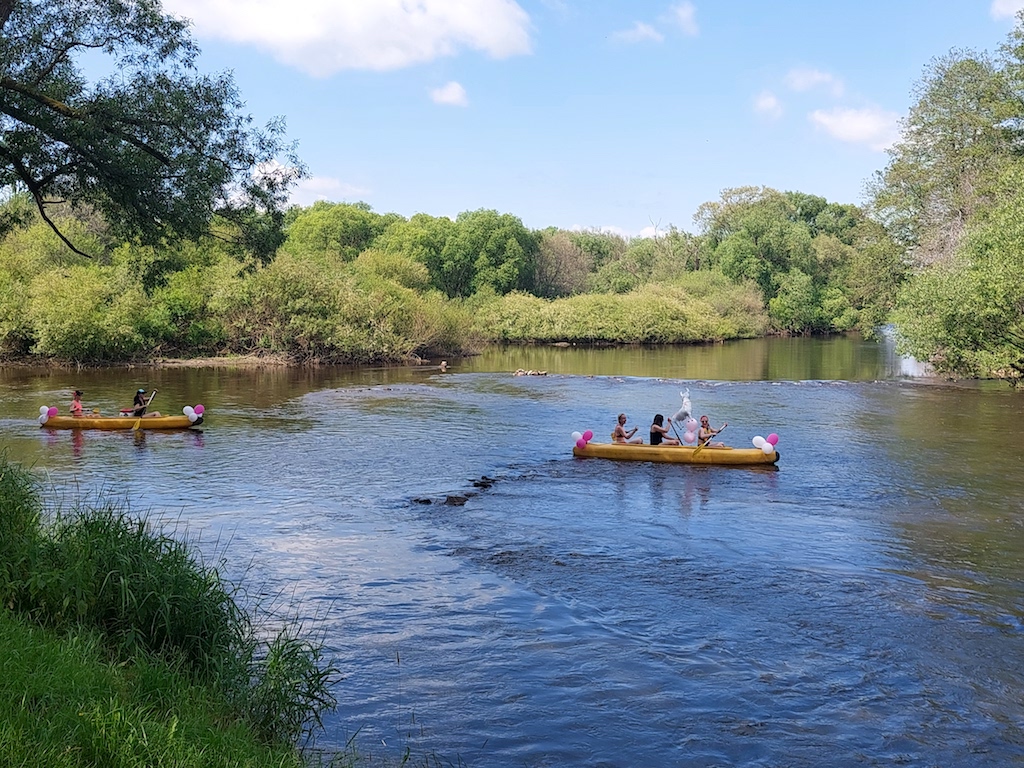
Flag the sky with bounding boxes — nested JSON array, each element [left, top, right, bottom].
[[158, 0, 1024, 237]]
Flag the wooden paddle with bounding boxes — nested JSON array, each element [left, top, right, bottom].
[[692, 423, 727, 457]]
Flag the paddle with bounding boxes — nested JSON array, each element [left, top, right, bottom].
[[692, 423, 727, 457]]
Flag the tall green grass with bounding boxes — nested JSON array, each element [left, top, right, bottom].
[[0, 452, 341, 759], [0, 610, 316, 767]]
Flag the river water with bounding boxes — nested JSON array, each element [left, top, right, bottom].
[[2, 336, 1023, 767]]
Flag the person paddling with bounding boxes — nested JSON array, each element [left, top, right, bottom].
[[650, 414, 680, 445], [612, 413, 643, 444], [128, 388, 161, 418], [698, 415, 727, 447]]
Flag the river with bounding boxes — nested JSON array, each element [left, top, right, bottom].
[[2, 336, 1023, 767]]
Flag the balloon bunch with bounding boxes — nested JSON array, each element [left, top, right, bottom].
[[679, 416, 700, 445], [752, 433, 779, 454], [37, 405, 59, 425], [571, 429, 594, 449], [182, 404, 206, 424]]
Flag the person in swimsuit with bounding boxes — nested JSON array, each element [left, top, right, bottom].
[[131, 389, 148, 416], [69, 390, 84, 416], [649, 414, 680, 445], [612, 413, 643, 444], [698, 415, 728, 447], [128, 388, 161, 418]]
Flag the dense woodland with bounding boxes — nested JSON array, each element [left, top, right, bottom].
[[2, 1, 1024, 386], [0, 189, 906, 364]]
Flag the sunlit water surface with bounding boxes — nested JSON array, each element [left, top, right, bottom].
[[2, 337, 1023, 767]]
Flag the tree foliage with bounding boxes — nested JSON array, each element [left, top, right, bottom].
[[868, 51, 1012, 265], [0, 0, 301, 261]]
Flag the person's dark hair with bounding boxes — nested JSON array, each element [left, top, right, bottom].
[[73, 390, 83, 396], [653, 414, 664, 426]]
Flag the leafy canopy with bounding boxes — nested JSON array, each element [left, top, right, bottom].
[[0, 0, 302, 260]]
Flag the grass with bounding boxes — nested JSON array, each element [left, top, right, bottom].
[[0, 450, 345, 767], [0, 610, 311, 767]]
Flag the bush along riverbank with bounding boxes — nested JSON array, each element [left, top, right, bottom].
[[0, 452, 343, 767]]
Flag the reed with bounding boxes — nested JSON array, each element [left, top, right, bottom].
[[0, 453, 340, 757]]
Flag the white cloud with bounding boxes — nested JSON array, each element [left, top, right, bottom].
[[754, 90, 783, 119], [810, 106, 900, 151], [991, 0, 1024, 19], [613, 21, 664, 44], [162, 0, 532, 77], [430, 81, 469, 107], [290, 176, 371, 206], [667, 1, 699, 36], [784, 68, 844, 96]]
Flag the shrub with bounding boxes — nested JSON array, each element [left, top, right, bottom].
[[26, 267, 156, 362]]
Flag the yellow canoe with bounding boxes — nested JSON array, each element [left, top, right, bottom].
[[42, 414, 203, 430], [573, 441, 778, 466]]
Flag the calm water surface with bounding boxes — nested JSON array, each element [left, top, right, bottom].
[[2, 337, 1023, 767]]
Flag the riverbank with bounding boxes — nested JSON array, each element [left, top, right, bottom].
[[0, 454, 341, 767]]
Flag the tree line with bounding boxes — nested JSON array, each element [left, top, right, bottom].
[[0, 190, 905, 363], [2, 0, 1023, 384]]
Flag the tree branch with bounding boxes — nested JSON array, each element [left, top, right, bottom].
[[0, 76, 173, 165], [0, 146, 93, 258]]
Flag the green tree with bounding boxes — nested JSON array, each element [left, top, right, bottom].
[[533, 228, 593, 298], [893, 162, 1024, 382], [375, 212, 455, 292], [868, 51, 1012, 265], [0, 0, 301, 261], [283, 201, 382, 262], [437, 209, 538, 297]]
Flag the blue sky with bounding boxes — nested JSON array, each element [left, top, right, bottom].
[[160, 0, 1024, 236]]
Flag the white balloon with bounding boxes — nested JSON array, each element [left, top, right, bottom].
[[38, 414, 48, 424], [571, 431, 583, 442], [187, 412, 199, 423], [752, 436, 766, 449], [762, 443, 775, 454], [39, 405, 49, 416], [183, 405, 195, 416]]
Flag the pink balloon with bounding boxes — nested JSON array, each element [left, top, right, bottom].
[[194, 404, 205, 415], [582, 430, 593, 441], [47, 406, 58, 417], [576, 438, 587, 449], [684, 431, 696, 444], [766, 433, 779, 446]]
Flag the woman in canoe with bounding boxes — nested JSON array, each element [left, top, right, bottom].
[[127, 388, 161, 418], [612, 413, 643, 444], [698, 415, 728, 447], [649, 414, 680, 446], [69, 390, 84, 416]]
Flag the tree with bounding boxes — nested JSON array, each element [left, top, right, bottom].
[[283, 201, 381, 262], [867, 51, 1012, 265], [893, 162, 1024, 382], [374, 212, 455, 292], [437, 209, 538, 298], [533, 228, 593, 298], [0, 0, 302, 261]]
